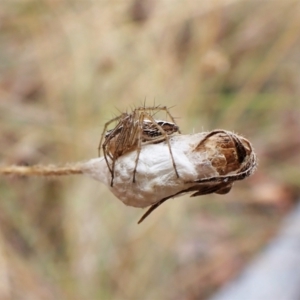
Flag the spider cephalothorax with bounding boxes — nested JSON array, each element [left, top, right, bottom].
[[98, 106, 181, 186]]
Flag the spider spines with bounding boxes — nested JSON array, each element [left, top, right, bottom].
[[98, 105, 181, 185]]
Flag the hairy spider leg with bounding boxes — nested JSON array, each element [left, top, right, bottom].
[[102, 118, 127, 179], [98, 114, 127, 157], [99, 106, 181, 186], [108, 115, 135, 186], [142, 113, 180, 179], [132, 111, 148, 183], [134, 106, 181, 134]]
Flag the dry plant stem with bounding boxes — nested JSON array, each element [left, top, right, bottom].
[[82, 130, 257, 223], [0, 164, 83, 177], [0, 130, 256, 224]]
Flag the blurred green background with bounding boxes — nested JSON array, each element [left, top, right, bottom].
[[1, 0, 300, 299]]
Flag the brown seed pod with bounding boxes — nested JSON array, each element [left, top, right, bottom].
[[84, 129, 257, 224], [137, 130, 257, 223]]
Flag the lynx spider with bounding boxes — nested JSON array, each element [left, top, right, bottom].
[[98, 106, 181, 187]]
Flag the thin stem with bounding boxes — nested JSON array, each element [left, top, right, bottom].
[[0, 164, 83, 177]]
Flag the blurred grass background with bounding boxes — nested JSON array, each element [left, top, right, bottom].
[[1, 0, 300, 299]]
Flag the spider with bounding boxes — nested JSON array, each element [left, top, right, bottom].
[[98, 106, 181, 187]]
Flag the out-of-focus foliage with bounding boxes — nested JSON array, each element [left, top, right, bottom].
[[0, 0, 300, 299]]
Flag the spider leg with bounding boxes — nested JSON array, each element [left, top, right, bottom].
[[98, 115, 123, 157], [102, 143, 112, 173], [103, 144, 114, 185], [135, 106, 181, 134], [99, 106, 182, 186], [110, 115, 136, 186], [104, 115, 133, 186], [132, 112, 144, 183], [152, 105, 181, 134], [102, 139, 115, 186], [165, 135, 180, 178], [161, 106, 181, 134], [145, 113, 180, 178]]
